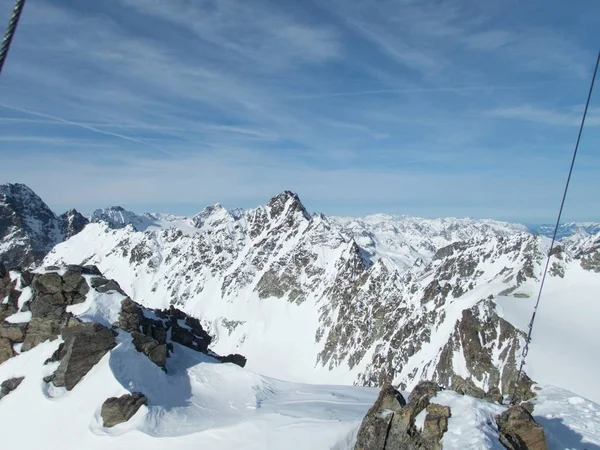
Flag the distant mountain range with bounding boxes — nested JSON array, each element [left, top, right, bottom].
[[2, 182, 600, 405]]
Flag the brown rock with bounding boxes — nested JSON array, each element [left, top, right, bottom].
[[101, 392, 147, 427], [422, 403, 451, 450], [496, 405, 547, 450], [0, 337, 14, 364]]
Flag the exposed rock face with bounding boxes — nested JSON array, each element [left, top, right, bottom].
[[433, 299, 525, 395], [21, 317, 64, 352], [508, 373, 535, 404], [496, 405, 548, 450], [0, 376, 24, 401], [0, 337, 13, 363], [450, 375, 487, 398], [131, 332, 168, 369], [422, 403, 451, 450], [0, 183, 86, 268], [101, 392, 147, 427], [58, 209, 89, 240], [355, 381, 448, 450], [0, 323, 27, 342], [354, 384, 406, 450], [51, 322, 117, 390], [116, 298, 226, 370]]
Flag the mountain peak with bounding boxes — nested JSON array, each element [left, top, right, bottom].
[[266, 190, 309, 221], [1, 183, 60, 268], [191, 203, 233, 228], [90, 206, 152, 231]]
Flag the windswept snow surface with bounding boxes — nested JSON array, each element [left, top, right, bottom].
[[495, 263, 600, 404], [0, 336, 376, 450], [2, 339, 599, 450], [431, 387, 600, 450]]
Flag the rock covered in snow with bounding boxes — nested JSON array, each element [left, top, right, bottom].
[[100, 392, 147, 427]]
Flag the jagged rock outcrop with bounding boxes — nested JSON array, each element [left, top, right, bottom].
[[216, 353, 247, 368], [496, 405, 548, 450], [117, 298, 214, 369], [0, 183, 87, 268], [58, 209, 89, 240], [50, 322, 117, 390], [100, 392, 147, 427], [422, 403, 451, 450], [433, 299, 525, 395], [0, 376, 24, 401], [355, 381, 448, 450]]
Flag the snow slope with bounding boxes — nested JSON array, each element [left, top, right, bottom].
[[2, 278, 600, 450], [2, 339, 599, 450]]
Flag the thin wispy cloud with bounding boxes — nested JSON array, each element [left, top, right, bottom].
[[0, 0, 598, 222], [0, 103, 173, 155], [487, 105, 600, 127]]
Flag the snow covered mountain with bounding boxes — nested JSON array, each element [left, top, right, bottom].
[[529, 222, 600, 239], [0, 183, 88, 269], [89, 206, 158, 231], [41, 190, 600, 406], [1, 264, 599, 450]]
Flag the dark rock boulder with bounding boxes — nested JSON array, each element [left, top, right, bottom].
[[52, 321, 117, 390], [0, 262, 6, 279], [93, 278, 123, 294], [496, 405, 547, 450], [0, 376, 24, 401], [217, 353, 247, 368], [171, 323, 209, 353], [29, 273, 68, 320], [101, 392, 147, 427], [29, 271, 92, 320], [117, 298, 144, 332], [61, 269, 89, 304], [81, 265, 102, 276], [131, 332, 168, 369]]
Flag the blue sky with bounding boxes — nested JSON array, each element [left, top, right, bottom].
[[0, 0, 599, 222]]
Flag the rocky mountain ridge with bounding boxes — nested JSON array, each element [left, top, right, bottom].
[[41, 190, 600, 403], [3, 183, 600, 403], [0, 184, 88, 269]]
